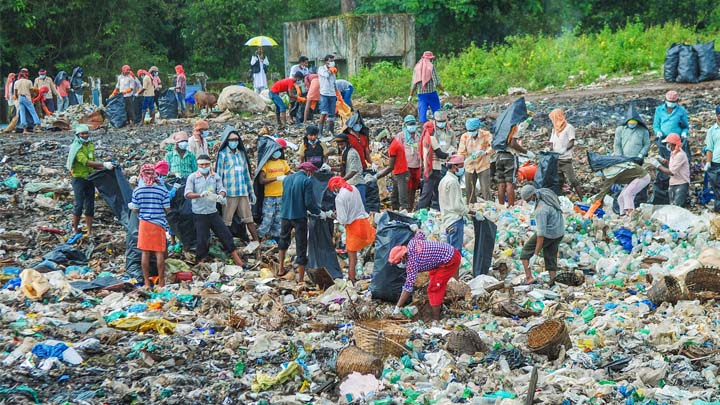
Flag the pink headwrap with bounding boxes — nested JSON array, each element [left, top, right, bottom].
[[4, 73, 15, 101], [389, 246, 408, 264], [175, 65, 185, 75], [154, 160, 170, 176], [139, 163, 158, 186], [328, 176, 352, 192], [412, 51, 435, 90]]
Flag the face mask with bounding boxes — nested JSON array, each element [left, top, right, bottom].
[[201, 130, 210, 138], [469, 131, 478, 138], [79, 136, 90, 143], [327, 61, 335, 67], [455, 168, 465, 177], [177, 141, 188, 151], [272, 151, 282, 159], [627, 123, 637, 129], [227, 141, 239, 149], [152, 72, 158, 76], [199, 167, 210, 174], [309, 139, 318, 145], [666, 101, 677, 108], [396, 262, 406, 269], [436, 122, 447, 129], [39, 75, 46, 79], [406, 125, 417, 132]]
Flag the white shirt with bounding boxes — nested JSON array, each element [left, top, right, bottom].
[[115, 74, 137, 97], [290, 64, 309, 77], [317, 65, 336, 97], [438, 171, 469, 231], [188, 136, 209, 158], [335, 187, 368, 225], [550, 124, 576, 160]]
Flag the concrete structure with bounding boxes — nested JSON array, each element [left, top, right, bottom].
[[283, 14, 415, 77]]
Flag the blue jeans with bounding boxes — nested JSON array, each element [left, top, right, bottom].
[[175, 91, 186, 111], [319, 95, 337, 119], [141, 96, 155, 119], [269, 91, 287, 113], [18, 95, 40, 129], [417, 92, 441, 123], [58, 96, 69, 111], [446, 219, 464, 252], [341, 87, 353, 108], [669, 183, 689, 207]]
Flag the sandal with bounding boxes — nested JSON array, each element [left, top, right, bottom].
[[276, 266, 290, 277]]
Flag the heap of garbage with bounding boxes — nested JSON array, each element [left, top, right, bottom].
[[2, 88, 720, 404]]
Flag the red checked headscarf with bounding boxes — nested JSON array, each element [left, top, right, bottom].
[[139, 163, 158, 186], [419, 121, 436, 180], [175, 65, 185, 75], [4, 73, 15, 101], [328, 176, 352, 192]]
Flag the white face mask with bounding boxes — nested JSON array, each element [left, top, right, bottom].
[[436, 122, 447, 129], [327, 61, 335, 67]]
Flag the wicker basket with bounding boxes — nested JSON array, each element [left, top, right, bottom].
[[555, 272, 585, 287], [492, 300, 535, 318], [354, 319, 410, 358], [527, 319, 571, 361], [266, 301, 295, 331], [684, 267, 720, 301], [400, 102, 418, 117], [647, 275, 684, 305], [336, 346, 383, 378], [446, 328, 486, 355]]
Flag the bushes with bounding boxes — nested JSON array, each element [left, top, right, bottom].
[[351, 22, 719, 100]]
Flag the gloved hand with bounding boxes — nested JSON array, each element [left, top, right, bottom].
[[173, 183, 182, 189], [407, 96, 412, 102], [168, 187, 177, 199], [328, 67, 338, 75], [475, 212, 485, 221], [200, 190, 213, 198], [650, 158, 661, 168], [443, 91, 450, 97], [127, 202, 139, 210], [324, 210, 334, 219], [320, 163, 332, 172], [704, 162, 711, 172], [250, 193, 257, 205], [529, 255, 537, 268], [409, 224, 419, 232], [371, 163, 378, 172], [276, 175, 286, 182], [129, 175, 138, 185], [526, 151, 536, 160], [319, 211, 328, 219], [637, 153, 644, 159], [656, 131, 663, 139], [216, 195, 227, 205], [392, 306, 402, 316], [103, 162, 115, 170]]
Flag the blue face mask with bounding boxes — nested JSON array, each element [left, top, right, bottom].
[[309, 139, 318, 145], [201, 130, 210, 138], [199, 167, 210, 174], [177, 141, 188, 151], [39, 75, 46, 79], [272, 151, 282, 159], [628, 123, 637, 129], [78, 136, 90, 143], [227, 141, 239, 149], [456, 168, 465, 177], [406, 125, 417, 133], [666, 101, 677, 108], [469, 131, 478, 138]]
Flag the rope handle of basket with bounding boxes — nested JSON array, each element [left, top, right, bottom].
[[358, 324, 411, 354]]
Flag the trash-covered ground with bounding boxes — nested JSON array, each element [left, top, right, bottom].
[[2, 80, 720, 404]]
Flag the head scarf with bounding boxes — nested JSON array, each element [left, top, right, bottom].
[[175, 65, 185, 75], [388, 246, 408, 264], [298, 161, 318, 173], [137, 69, 148, 78], [412, 52, 435, 90], [519, 184, 536, 201], [154, 160, 170, 176], [121, 65, 131, 74], [465, 118, 482, 131], [328, 176, 352, 192], [139, 163, 158, 186], [548, 108, 567, 134], [19, 69, 28, 79], [4, 73, 15, 101], [419, 121, 436, 180], [172, 131, 189, 143]]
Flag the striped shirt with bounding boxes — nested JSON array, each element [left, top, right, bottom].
[[403, 231, 455, 293], [164, 150, 197, 178], [131, 185, 171, 228], [216, 148, 252, 197]]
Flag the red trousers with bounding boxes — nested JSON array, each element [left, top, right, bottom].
[[427, 249, 461, 306]]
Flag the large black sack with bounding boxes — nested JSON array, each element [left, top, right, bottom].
[[664, 43, 681, 82], [534, 151, 561, 195], [363, 170, 380, 213], [676, 44, 699, 83], [694, 41, 717, 82], [105, 95, 127, 128], [88, 167, 132, 229], [133, 95, 143, 124], [43, 244, 87, 264], [125, 211, 157, 280], [308, 217, 343, 279], [158, 89, 178, 119], [166, 181, 197, 250], [586, 151, 642, 172], [368, 199, 417, 303], [492, 97, 528, 152], [472, 218, 497, 276], [651, 172, 670, 205]]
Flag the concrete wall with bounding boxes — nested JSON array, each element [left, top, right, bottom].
[[283, 14, 415, 77]]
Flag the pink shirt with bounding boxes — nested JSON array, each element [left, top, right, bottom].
[[668, 150, 690, 186], [57, 80, 70, 97]]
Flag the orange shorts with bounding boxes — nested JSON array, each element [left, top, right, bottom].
[[345, 217, 376, 252], [137, 220, 167, 252]]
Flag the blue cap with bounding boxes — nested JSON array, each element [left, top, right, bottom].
[[465, 118, 482, 131], [715, 105, 720, 114]]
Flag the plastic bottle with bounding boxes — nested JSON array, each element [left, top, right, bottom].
[[402, 306, 418, 318]]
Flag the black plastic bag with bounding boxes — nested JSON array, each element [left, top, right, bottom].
[[586, 151, 642, 172], [472, 218, 497, 276], [125, 211, 157, 279], [370, 262, 409, 303], [88, 167, 132, 230], [308, 217, 343, 279], [492, 97, 528, 152], [676, 45, 699, 83], [651, 171, 670, 205], [694, 41, 717, 82], [158, 89, 178, 119], [534, 151, 561, 195], [664, 43, 681, 82], [371, 211, 419, 278], [363, 171, 380, 213], [166, 181, 197, 250], [105, 95, 127, 128], [43, 244, 87, 264], [312, 171, 337, 211]]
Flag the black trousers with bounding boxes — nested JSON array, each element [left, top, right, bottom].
[[194, 212, 236, 259], [123, 96, 136, 124], [278, 218, 309, 265], [417, 169, 441, 210]]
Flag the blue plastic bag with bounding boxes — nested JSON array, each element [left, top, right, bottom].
[[613, 227, 634, 253]]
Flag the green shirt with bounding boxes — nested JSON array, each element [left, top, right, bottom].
[[164, 149, 197, 178], [72, 143, 95, 179], [705, 123, 720, 164]]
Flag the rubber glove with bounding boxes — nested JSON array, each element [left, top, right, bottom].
[[650, 158, 661, 168], [276, 175, 286, 182], [529, 255, 537, 268], [475, 212, 485, 221], [704, 162, 711, 172], [409, 224, 419, 232], [250, 193, 257, 205], [103, 162, 115, 170], [216, 195, 227, 205]]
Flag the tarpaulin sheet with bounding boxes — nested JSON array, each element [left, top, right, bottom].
[[307, 171, 341, 278], [586, 151, 642, 172]]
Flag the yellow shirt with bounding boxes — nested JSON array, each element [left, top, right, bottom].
[[262, 159, 290, 197], [142, 76, 155, 97]]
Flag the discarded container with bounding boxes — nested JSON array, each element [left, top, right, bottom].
[[336, 345, 383, 378], [354, 320, 410, 358], [527, 319, 572, 361]]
